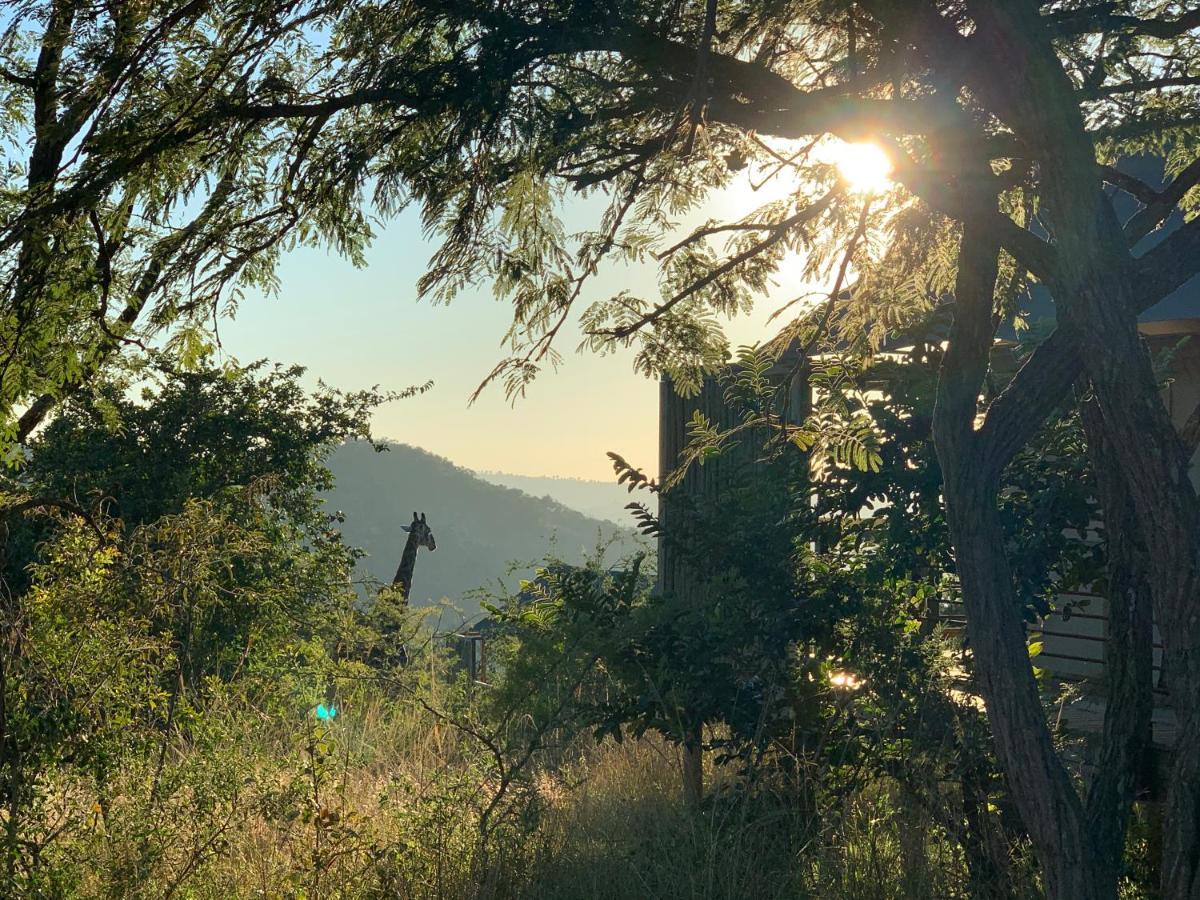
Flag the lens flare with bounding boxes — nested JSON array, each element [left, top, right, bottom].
[[834, 142, 893, 194], [829, 671, 864, 690]]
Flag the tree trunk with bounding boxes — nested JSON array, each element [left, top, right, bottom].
[[933, 220, 1112, 900], [964, 7, 1200, 891], [1162, 715, 1200, 899], [943, 476, 1110, 899], [1080, 388, 1155, 885], [1065, 263, 1200, 900], [681, 722, 703, 808]]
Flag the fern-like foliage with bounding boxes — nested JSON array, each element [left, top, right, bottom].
[[623, 501, 661, 537], [607, 451, 660, 494]]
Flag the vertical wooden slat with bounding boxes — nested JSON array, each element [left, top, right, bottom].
[[657, 353, 810, 601]]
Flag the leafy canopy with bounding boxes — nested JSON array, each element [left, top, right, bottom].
[[5, 1, 1198, 440], [0, 1, 396, 451], [295, 0, 1200, 397]]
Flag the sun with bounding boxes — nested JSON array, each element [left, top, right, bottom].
[[833, 141, 894, 194]]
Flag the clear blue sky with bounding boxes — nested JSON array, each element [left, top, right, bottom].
[[218, 180, 821, 480]]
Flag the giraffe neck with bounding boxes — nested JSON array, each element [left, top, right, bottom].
[[393, 530, 420, 600]]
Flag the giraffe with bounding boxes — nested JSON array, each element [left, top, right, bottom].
[[369, 511, 436, 670], [393, 511, 436, 602]]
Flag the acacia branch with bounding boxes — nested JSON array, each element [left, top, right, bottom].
[[14, 175, 237, 443], [0, 63, 34, 88], [592, 188, 838, 340], [57, 0, 213, 147], [770, 197, 871, 340], [1089, 111, 1200, 146], [880, 137, 1058, 284], [217, 83, 423, 121], [977, 328, 1085, 476], [1087, 75, 1200, 98], [681, 0, 718, 156], [1102, 165, 1159, 206], [656, 186, 840, 261], [978, 220, 1199, 475], [1047, 6, 1200, 39], [521, 13, 951, 140], [1131, 213, 1200, 303], [1124, 156, 1200, 244]]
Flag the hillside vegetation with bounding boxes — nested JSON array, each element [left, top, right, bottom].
[[326, 442, 642, 619], [474, 471, 637, 526]]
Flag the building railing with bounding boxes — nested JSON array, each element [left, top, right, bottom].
[[939, 593, 1169, 697]]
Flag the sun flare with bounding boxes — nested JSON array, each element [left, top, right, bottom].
[[834, 142, 894, 194]]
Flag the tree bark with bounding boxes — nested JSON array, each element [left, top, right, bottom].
[[958, 6, 1200, 894], [1080, 388, 1155, 885], [1035, 169, 1200, 900], [933, 220, 1110, 900], [1067, 279, 1200, 900]]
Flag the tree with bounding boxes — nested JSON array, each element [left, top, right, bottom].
[[21, 355, 397, 526], [0, 0, 407, 451], [285, 3, 1200, 897], [0, 357, 419, 885], [5, 353, 426, 666]]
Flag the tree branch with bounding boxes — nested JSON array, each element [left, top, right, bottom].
[[1048, 5, 1200, 39], [1102, 165, 1159, 206], [14, 175, 238, 443], [2, 495, 106, 542], [1131, 214, 1200, 303], [1086, 75, 1200, 99], [932, 218, 1001, 475], [977, 327, 1084, 475], [1124, 156, 1200, 244], [592, 188, 839, 339], [882, 138, 1058, 284], [979, 216, 1200, 476]]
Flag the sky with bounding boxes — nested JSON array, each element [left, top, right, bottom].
[[216, 182, 823, 481], [218, 220, 660, 481], [216, 143, 885, 480]]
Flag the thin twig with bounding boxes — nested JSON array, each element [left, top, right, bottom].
[[593, 187, 841, 340]]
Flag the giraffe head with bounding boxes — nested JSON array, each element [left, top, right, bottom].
[[402, 511, 436, 551]]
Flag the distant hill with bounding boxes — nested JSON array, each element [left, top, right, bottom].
[[473, 470, 639, 526], [325, 442, 644, 622]]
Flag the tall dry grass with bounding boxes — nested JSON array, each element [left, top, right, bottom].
[[26, 686, 1045, 899]]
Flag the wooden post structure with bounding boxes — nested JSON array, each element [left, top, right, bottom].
[[656, 351, 810, 807]]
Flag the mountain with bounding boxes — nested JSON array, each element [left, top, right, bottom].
[[325, 442, 644, 622], [473, 470, 639, 526]]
